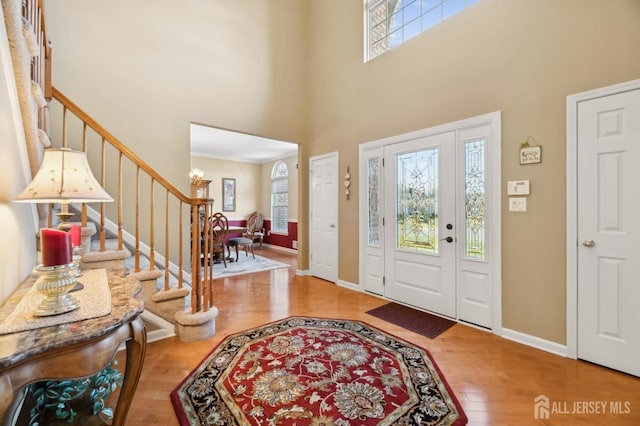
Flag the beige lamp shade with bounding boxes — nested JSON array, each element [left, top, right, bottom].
[[14, 148, 113, 203]]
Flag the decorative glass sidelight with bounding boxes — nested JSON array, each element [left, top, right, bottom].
[[396, 148, 438, 253], [465, 139, 485, 258], [368, 157, 381, 246]]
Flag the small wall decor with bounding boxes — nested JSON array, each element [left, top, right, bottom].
[[344, 166, 351, 200], [519, 135, 542, 165], [222, 178, 236, 212]]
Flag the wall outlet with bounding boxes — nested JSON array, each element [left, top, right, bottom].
[[509, 197, 527, 212], [292, 240, 298, 249]]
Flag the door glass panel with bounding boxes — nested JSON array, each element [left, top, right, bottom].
[[368, 157, 381, 247], [465, 139, 485, 258], [397, 148, 438, 253]]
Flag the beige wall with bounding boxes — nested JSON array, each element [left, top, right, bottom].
[[191, 153, 299, 224], [0, 9, 38, 303], [39, 0, 640, 346], [190, 156, 261, 220], [46, 0, 309, 265], [46, 0, 309, 205], [306, 0, 640, 344]]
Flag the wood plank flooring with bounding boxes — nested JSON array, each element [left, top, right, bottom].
[[123, 248, 640, 425]]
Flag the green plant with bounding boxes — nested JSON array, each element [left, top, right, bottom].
[[28, 360, 123, 425]]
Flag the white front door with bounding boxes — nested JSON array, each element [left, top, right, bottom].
[[309, 152, 339, 282], [577, 88, 640, 376], [384, 132, 457, 317], [360, 113, 500, 329]]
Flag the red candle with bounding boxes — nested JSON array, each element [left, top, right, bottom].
[[40, 228, 73, 266], [69, 225, 81, 247]]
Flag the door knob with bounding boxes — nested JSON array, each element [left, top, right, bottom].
[[582, 239, 595, 247], [440, 236, 453, 243]]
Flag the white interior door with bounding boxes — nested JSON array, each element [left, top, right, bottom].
[[577, 88, 640, 376], [309, 152, 338, 282], [384, 132, 457, 318]]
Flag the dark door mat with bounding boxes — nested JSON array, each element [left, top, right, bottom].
[[366, 302, 456, 339]]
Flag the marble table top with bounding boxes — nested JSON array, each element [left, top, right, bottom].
[[0, 269, 143, 370]]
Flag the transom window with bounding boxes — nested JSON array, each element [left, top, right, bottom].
[[365, 0, 478, 61], [270, 161, 289, 233]]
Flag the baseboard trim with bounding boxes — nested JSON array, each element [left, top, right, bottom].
[[252, 257, 571, 359], [263, 243, 297, 254], [336, 279, 359, 291], [140, 309, 176, 343], [346, 282, 568, 358], [501, 327, 567, 358]]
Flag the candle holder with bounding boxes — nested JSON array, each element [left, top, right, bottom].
[[32, 263, 80, 316], [72, 246, 83, 277]]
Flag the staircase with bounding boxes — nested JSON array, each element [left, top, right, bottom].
[[58, 201, 207, 342], [63, 196, 217, 342], [68, 213, 182, 343], [3, 0, 220, 341]]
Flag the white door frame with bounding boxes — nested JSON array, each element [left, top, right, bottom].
[[358, 111, 502, 333], [566, 78, 640, 359]]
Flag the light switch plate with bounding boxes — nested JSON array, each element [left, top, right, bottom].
[[507, 180, 530, 195], [509, 197, 527, 212]]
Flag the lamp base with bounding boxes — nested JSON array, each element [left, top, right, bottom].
[[33, 263, 80, 317], [55, 211, 74, 232]]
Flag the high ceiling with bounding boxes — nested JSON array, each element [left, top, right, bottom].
[[190, 124, 298, 164]]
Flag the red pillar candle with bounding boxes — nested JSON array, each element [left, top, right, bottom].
[[40, 228, 73, 266], [69, 225, 81, 247]]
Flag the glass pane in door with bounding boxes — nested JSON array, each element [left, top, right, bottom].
[[396, 148, 438, 253], [368, 157, 382, 246], [465, 139, 485, 258]]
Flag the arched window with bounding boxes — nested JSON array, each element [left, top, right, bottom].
[[271, 161, 288, 233]]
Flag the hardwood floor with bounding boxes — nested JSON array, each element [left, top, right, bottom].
[[124, 247, 640, 425]]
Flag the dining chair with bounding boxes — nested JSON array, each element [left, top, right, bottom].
[[204, 212, 229, 268], [243, 211, 265, 249]]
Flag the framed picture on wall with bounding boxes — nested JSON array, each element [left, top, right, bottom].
[[222, 178, 236, 212], [520, 146, 541, 164]]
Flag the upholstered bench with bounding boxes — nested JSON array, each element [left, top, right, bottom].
[[226, 237, 255, 262]]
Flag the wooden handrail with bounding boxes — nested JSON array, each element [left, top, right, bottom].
[[20, 0, 214, 317], [52, 87, 191, 204], [50, 87, 215, 315]]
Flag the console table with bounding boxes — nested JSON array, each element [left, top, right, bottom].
[[0, 269, 146, 425]]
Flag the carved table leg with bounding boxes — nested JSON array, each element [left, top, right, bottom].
[[111, 317, 147, 426], [0, 375, 16, 425]]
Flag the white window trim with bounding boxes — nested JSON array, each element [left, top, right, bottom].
[[363, 0, 478, 62], [270, 161, 289, 233]]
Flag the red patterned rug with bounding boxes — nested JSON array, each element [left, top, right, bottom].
[[171, 317, 467, 425]]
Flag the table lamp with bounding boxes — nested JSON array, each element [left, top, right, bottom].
[[14, 147, 113, 230], [14, 148, 113, 316]]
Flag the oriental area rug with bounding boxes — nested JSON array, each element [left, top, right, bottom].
[[171, 317, 467, 425], [212, 254, 290, 279]]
